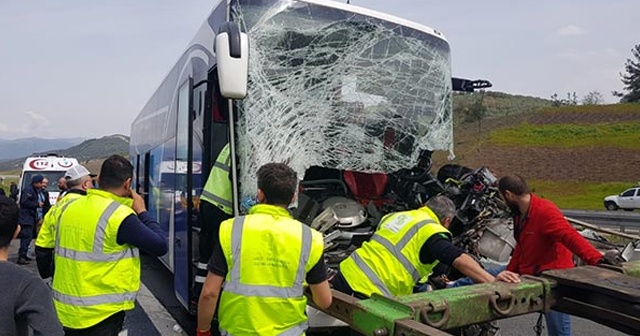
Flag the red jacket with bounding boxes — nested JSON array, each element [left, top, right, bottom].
[[506, 194, 602, 275]]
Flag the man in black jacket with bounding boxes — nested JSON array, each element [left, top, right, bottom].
[[17, 175, 46, 265]]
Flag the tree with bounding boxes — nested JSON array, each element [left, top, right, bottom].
[[613, 44, 640, 102], [550, 92, 578, 106], [582, 91, 605, 105]]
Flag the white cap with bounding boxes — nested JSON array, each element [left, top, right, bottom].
[[65, 165, 96, 180]]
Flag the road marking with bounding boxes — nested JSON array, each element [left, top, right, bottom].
[[136, 282, 186, 335]]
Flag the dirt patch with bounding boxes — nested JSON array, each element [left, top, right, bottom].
[[450, 146, 640, 182], [432, 109, 640, 183]]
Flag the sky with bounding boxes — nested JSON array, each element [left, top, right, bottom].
[[1, 0, 638, 140]]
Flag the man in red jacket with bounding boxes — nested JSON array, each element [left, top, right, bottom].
[[496, 175, 608, 336]]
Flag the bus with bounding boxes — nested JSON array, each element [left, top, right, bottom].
[[18, 154, 79, 205], [130, 0, 487, 322]]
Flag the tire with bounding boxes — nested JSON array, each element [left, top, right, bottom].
[[604, 201, 618, 211]]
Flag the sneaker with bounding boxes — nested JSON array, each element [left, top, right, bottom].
[[24, 255, 33, 261], [16, 257, 30, 265]]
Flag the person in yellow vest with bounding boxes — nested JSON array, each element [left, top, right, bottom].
[[192, 143, 234, 310], [332, 195, 520, 298], [35, 164, 96, 280], [47, 155, 168, 335], [197, 162, 332, 336]]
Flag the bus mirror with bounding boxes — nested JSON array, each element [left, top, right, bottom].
[[215, 22, 249, 99]]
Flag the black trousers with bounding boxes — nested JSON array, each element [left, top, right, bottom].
[[193, 201, 232, 301], [64, 311, 125, 336]]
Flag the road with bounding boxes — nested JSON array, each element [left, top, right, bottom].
[[7, 240, 184, 336], [8, 240, 632, 336]]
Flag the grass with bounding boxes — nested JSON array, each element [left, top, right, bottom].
[[538, 103, 640, 115], [529, 180, 638, 210], [488, 122, 640, 149]]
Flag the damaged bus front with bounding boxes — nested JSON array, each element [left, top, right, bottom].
[[131, 0, 462, 329]]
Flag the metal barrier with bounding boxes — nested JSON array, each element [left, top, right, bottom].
[[562, 210, 640, 234]]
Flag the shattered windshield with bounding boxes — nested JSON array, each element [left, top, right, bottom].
[[232, 0, 452, 196]]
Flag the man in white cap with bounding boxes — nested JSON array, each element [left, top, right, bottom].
[[58, 165, 97, 200], [35, 165, 96, 279]]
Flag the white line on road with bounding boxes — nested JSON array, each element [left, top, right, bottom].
[[136, 283, 187, 335]]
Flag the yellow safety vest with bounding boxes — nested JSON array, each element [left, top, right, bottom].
[[51, 189, 140, 329], [36, 191, 85, 249], [340, 206, 451, 297], [200, 144, 233, 215], [218, 204, 324, 336]]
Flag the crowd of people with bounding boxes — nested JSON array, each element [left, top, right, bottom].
[[1, 152, 622, 336]]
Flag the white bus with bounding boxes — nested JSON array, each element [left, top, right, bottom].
[[130, 0, 488, 327]]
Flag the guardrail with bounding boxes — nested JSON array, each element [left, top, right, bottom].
[[562, 209, 640, 235]]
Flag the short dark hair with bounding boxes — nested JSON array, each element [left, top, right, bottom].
[[99, 155, 134, 190], [498, 175, 530, 196], [425, 195, 456, 223], [0, 196, 19, 248], [257, 163, 298, 206]]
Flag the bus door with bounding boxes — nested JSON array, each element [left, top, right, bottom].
[[174, 78, 194, 307]]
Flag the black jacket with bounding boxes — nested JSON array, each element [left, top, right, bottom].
[[18, 185, 44, 225]]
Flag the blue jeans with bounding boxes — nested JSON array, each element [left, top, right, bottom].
[[447, 265, 506, 288], [545, 310, 571, 336]]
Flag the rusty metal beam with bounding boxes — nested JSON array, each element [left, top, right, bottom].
[[310, 263, 640, 335], [394, 276, 554, 330], [541, 265, 640, 335]]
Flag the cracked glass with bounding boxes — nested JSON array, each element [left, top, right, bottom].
[[231, 0, 453, 197]]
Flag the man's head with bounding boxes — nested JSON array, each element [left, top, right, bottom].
[[256, 163, 298, 207], [0, 196, 20, 249], [31, 174, 44, 187], [41, 178, 49, 190], [498, 175, 530, 215], [425, 195, 456, 228], [58, 177, 68, 191], [65, 165, 96, 191], [98, 155, 134, 196]]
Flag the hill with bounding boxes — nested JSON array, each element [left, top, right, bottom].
[[0, 137, 85, 161], [452, 90, 554, 121], [433, 103, 640, 209], [0, 135, 129, 172]]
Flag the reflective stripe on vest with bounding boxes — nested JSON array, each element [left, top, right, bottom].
[[55, 201, 138, 263], [369, 219, 436, 282], [214, 160, 230, 172], [201, 144, 233, 214], [349, 250, 393, 297], [222, 216, 312, 299], [347, 219, 437, 296], [53, 200, 138, 307], [52, 291, 137, 306], [53, 197, 81, 244], [220, 320, 309, 336], [201, 189, 233, 210]]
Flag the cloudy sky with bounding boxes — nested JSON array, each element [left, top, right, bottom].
[[0, 0, 638, 139]]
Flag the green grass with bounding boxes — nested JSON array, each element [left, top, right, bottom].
[[528, 180, 638, 210], [538, 103, 640, 115], [488, 122, 640, 149]]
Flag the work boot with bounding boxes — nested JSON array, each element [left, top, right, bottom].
[[16, 257, 30, 265]]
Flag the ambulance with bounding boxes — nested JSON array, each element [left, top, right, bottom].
[[18, 154, 80, 205]]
